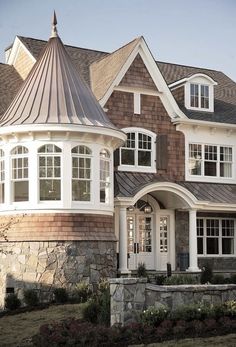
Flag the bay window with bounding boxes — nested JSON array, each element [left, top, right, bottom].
[[72, 145, 91, 201], [11, 146, 29, 202], [38, 144, 61, 201], [189, 143, 233, 178], [197, 218, 235, 256]]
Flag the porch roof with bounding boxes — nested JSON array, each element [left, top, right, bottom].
[[114, 171, 236, 204]]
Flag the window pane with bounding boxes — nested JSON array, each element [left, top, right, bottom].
[[222, 238, 234, 254], [72, 180, 90, 201], [206, 238, 219, 254], [138, 151, 151, 166], [40, 179, 60, 200], [121, 149, 135, 165], [220, 163, 232, 178], [204, 161, 216, 176], [13, 181, 28, 202], [197, 238, 203, 254]]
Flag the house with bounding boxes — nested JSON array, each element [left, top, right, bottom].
[[0, 14, 235, 305]]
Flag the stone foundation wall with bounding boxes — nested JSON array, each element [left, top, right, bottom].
[[110, 278, 236, 326], [0, 240, 117, 308]]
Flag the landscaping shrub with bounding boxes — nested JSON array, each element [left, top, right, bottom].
[[70, 281, 92, 303], [83, 278, 110, 326], [140, 306, 169, 327], [211, 274, 225, 284], [155, 275, 166, 285], [53, 288, 68, 303], [5, 293, 21, 310], [23, 289, 39, 307], [200, 264, 213, 284], [137, 262, 147, 278], [163, 275, 198, 285]]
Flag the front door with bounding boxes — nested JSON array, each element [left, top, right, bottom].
[[127, 213, 154, 270]]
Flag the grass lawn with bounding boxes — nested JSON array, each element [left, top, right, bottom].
[[0, 303, 84, 347], [132, 334, 236, 347]]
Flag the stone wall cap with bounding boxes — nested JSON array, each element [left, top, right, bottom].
[[109, 277, 147, 284], [146, 283, 236, 292]]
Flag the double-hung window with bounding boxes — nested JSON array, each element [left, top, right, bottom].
[[119, 129, 155, 172], [190, 83, 209, 110], [11, 146, 29, 202], [189, 144, 233, 178], [38, 144, 61, 201], [72, 146, 92, 202], [197, 218, 235, 256]]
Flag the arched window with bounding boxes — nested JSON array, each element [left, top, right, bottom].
[[100, 149, 110, 203], [119, 128, 156, 171], [38, 144, 61, 201], [11, 146, 29, 202], [72, 145, 92, 201], [0, 149, 4, 203]]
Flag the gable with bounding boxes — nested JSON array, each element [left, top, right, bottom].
[[119, 54, 157, 91], [13, 45, 35, 79]]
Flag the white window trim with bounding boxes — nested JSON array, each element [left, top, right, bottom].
[[118, 127, 156, 173], [134, 92, 141, 114], [197, 217, 236, 257], [187, 142, 234, 182]]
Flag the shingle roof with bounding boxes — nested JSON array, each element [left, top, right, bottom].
[[90, 37, 141, 101], [114, 171, 236, 204], [2, 36, 236, 125], [0, 63, 22, 116], [0, 35, 118, 129]]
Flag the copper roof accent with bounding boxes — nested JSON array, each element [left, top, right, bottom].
[[0, 33, 117, 129], [90, 37, 141, 101]]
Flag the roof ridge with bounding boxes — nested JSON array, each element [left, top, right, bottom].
[[157, 59, 222, 74]]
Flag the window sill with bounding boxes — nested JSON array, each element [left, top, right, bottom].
[[118, 165, 156, 173]]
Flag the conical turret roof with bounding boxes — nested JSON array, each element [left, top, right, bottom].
[[0, 14, 117, 129]]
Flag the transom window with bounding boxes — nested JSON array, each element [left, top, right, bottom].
[[190, 83, 209, 109], [197, 218, 235, 256], [119, 129, 155, 171], [100, 149, 110, 203], [11, 146, 29, 202], [72, 146, 92, 202], [189, 143, 233, 178], [0, 149, 4, 203], [38, 144, 61, 201]]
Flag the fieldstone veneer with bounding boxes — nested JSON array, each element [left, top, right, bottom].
[[110, 278, 236, 326], [0, 240, 116, 308]]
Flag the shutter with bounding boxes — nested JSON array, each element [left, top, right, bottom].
[[114, 148, 120, 167], [156, 135, 168, 170]]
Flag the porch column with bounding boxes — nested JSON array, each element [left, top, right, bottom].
[[187, 209, 201, 272], [118, 207, 130, 274]]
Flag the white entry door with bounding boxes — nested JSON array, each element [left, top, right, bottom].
[[127, 213, 154, 270]]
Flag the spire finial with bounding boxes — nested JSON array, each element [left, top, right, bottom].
[[51, 10, 58, 38]]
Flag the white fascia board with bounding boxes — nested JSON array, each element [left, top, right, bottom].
[[7, 36, 36, 66], [99, 37, 187, 120], [169, 73, 218, 89], [172, 118, 236, 131]]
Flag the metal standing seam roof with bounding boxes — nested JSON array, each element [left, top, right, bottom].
[[0, 30, 118, 129], [114, 171, 236, 205]]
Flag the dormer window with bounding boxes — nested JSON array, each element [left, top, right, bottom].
[[185, 74, 217, 112]]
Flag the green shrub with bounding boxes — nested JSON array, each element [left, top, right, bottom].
[[200, 264, 213, 284], [163, 275, 198, 285], [53, 288, 68, 303], [137, 262, 147, 278], [170, 303, 209, 321], [140, 306, 169, 327], [155, 275, 166, 285], [5, 293, 21, 310], [224, 300, 236, 317], [23, 289, 39, 306], [71, 282, 92, 303], [82, 278, 110, 326]]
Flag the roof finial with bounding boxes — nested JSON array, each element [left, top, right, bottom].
[[51, 10, 58, 38]]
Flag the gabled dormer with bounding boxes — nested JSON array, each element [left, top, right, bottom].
[[170, 73, 217, 113]]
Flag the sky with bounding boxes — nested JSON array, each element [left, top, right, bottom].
[[0, 0, 236, 80]]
